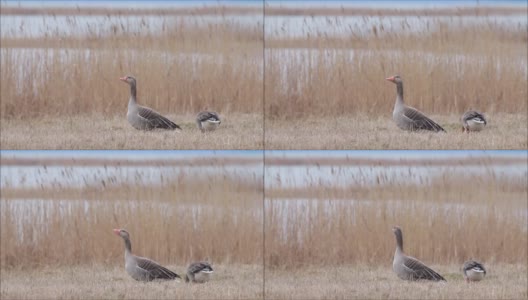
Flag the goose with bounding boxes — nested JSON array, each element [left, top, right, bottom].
[[184, 261, 214, 283], [386, 75, 446, 132], [196, 111, 221, 133], [120, 76, 181, 131], [392, 226, 446, 281], [113, 228, 181, 281], [461, 110, 487, 132], [462, 260, 486, 282]]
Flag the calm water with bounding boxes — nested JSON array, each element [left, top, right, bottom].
[[265, 150, 527, 188], [0, 150, 263, 189], [2, 150, 525, 189]]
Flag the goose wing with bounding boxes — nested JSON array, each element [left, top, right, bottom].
[[402, 256, 446, 281], [462, 260, 486, 274], [188, 262, 214, 274], [461, 111, 487, 125], [403, 106, 446, 132], [137, 106, 181, 130], [196, 111, 220, 123], [136, 256, 181, 280]]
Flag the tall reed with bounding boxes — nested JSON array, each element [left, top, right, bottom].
[[266, 17, 527, 119], [0, 13, 263, 119], [1, 167, 263, 270]]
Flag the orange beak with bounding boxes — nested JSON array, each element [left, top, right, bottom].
[[113, 229, 121, 235], [119, 76, 127, 82], [385, 76, 395, 82]]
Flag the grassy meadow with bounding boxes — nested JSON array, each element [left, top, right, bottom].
[[0, 113, 263, 149], [0, 155, 263, 299], [0, 6, 263, 149], [1, 264, 263, 300], [265, 264, 527, 300], [264, 155, 527, 299], [265, 7, 527, 149]]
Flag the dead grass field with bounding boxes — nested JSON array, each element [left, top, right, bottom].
[[264, 113, 527, 149], [265, 264, 527, 300], [0, 264, 263, 300], [0, 113, 263, 149]]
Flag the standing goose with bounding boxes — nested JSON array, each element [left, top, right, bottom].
[[120, 76, 181, 131], [461, 110, 487, 132], [196, 111, 221, 133], [462, 260, 486, 282], [392, 226, 446, 281], [386, 75, 446, 132], [184, 261, 214, 283], [113, 229, 181, 281]]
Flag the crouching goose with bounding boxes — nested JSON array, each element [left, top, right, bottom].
[[462, 260, 486, 282], [392, 226, 446, 281], [113, 229, 181, 281], [386, 75, 446, 132], [120, 76, 181, 131], [461, 110, 487, 132], [196, 111, 221, 133], [184, 261, 214, 283]]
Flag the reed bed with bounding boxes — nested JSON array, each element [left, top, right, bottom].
[[265, 17, 527, 119], [265, 160, 527, 269], [0, 12, 263, 120], [0, 163, 263, 270]]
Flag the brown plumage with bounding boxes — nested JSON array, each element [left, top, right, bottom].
[[113, 229, 181, 281], [386, 75, 446, 132], [120, 76, 181, 131], [392, 226, 446, 281]]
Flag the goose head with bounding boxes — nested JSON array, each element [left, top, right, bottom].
[[386, 75, 402, 84], [113, 228, 130, 240], [119, 75, 137, 86]]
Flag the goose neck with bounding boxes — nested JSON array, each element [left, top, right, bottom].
[[123, 237, 132, 254], [393, 81, 404, 107], [129, 84, 137, 103], [395, 231, 404, 253]]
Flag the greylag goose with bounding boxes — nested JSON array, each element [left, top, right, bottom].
[[392, 226, 446, 281], [386, 75, 446, 132], [196, 111, 221, 133], [461, 110, 487, 132], [462, 260, 486, 282], [120, 76, 181, 131], [113, 229, 181, 281], [184, 261, 214, 283]]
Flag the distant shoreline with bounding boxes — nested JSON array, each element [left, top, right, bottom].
[[0, 5, 525, 17]]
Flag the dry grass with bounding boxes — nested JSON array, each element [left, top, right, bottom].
[[0, 160, 263, 269], [265, 158, 527, 268], [265, 16, 527, 121], [1, 264, 263, 300], [265, 264, 527, 300], [264, 113, 527, 149], [0, 113, 263, 149], [0, 11, 263, 120]]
